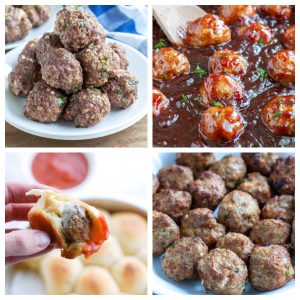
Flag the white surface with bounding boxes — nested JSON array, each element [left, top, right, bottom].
[[5, 39, 147, 140]]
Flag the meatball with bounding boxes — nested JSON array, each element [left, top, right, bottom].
[[162, 237, 208, 281], [153, 87, 170, 117], [185, 14, 231, 47], [262, 195, 294, 224], [291, 219, 295, 249], [102, 70, 138, 109], [259, 5, 292, 21], [21, 5, 51, 27], [199, 106, 245, 143], [109, 42, 129, 70], [5, 5, 32, 43], [157, 164, 194, 191], [64, 88, 110, 128], [281, 25, 295, 50], [176, 153, 215, 177], [241, 153, 278, 176], [209, 155, 247, 189], [198, 248, 248, 295], [40, 48, 83, 93], [153, 211, 179, 256], [192, 171, 226, 210], [216, 232, 254, 262], [18, 39, 38, 62], [268, 50, 295, 85], [208, 49, 248, 76], [153, 189, 192, 220], [54, 7, 106, 52], [269, 156, 294, 195], [250, 245, 294, 291], [237, 172, 271, 206], [23, 80, 66, 123], [153, 175, 159, 194], [218, 5, 256, 25], [261, 95, 295, 137], [181, 208, 225, 248], [218, 190, 260, 234], [153, 47, 189, 80]]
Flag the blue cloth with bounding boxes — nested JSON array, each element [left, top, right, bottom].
[[88, 5, 147, 56]]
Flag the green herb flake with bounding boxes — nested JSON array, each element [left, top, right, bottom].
[[100, 71, 108, 77], [234, 268, 240, 273], [273, 111, 283, 117], [99, 54, 108, 63], [192, 65, 207, 78], [257, 67, 268, 80], [154, 39, 167, 49], [193, 97, 202, 102], [258, 39, 265, 48], [89, 43, 95, 49], [57, 96, 67, 106], [213, 101, 223, 107], [161, 74, 168, 80], [181, 95, 188, 102], [78, 20, 86, 28], [278, 97, 284, 105]]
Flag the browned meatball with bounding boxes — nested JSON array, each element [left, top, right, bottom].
[[218, 190, 260, 234], [153, 189, 192, 220], [22, 5, 51, 27], [291, 219, 295, 249], [281, 25, 295, 50], [270, 156, 294, 195], [218, 5, 256, 25], [198, 248, 248, 295], [17, 39, 38, 62], [153, 175, 159, 194], [109, 42, 129, 70], [162, 237, 208, 281], [259, 5, 292, 21], [262, 195, 294, 224], [216, 232, 254, 262], [210, 155, 247, 189], [153, 211, 179, 256], [250, 245, 294, 291]]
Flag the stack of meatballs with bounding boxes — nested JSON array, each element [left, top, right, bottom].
[[153, 153, 295, 294], [8, 7, 138, 128]]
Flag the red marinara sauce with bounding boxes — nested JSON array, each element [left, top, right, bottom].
[[32, 153, 89, 189]]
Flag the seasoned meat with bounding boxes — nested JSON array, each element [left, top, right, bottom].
[[218, 5, 256, 25], [18, 39, 38, 62], [22, 5, 51, 27], [153, 175, 159, 194], [109, 42, 129, 70], [291, 219, 295, 249]]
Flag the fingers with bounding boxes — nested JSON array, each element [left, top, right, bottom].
[[5, 203, 34, 222]]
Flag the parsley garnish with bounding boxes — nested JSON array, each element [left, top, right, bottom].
[[258, 39, 265, 48], [181, 95, 188, 102], [78, 20, 86, 28], [213, 101, 223, 107], [154, 39, 167, 49], [99, 54, 107, 63], [57, 96, 67, 106], [161, 74, 168, 80], [192, 65, 207, 78], [193, 97, 202, 102], [100, 71, 108, 76], [278, 97, 284, 104], [257, 68, 268, 80], [273, 111, 283, 117]]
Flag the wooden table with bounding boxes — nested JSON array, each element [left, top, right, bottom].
[[5, 116, 147, 147]]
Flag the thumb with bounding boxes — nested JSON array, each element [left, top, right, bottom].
[[5, 229, 50, 257]]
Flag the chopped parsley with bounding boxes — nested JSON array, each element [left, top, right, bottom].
[[192, 65, 207, 78], [99, 54, 108, 63], [161, 74, 168, 80], [78, 20, 86, 28], [193, 97, 202, 102], [213, 101, 223, 107], [181, 95, 188, 102], [278, 97, 284, 105], [154, 39, 167, 49], [273, 111, 283, 117], [57, 96, 67, 106], [89, 43, 95, 49], [100, 71, 108, 76], [257, 67, 268, 80], [234, 268, 240, 273], [258, 39, 265, 48]]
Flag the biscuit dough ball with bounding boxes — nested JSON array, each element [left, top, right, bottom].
[[22, 5, 51, 27], [218, 5, 256, 25], [135, 245, 147, 265]]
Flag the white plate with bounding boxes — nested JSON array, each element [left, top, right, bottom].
[[153, 152, 295, 295], [5, 39, 147, 140]]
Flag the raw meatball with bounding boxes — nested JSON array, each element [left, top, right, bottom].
[[153, 189, 192, 220], [162, 237, 208, 281], [40, 48, 83, 93], [259, 5, 292, 21], [216, 232, 254, 262], [64, 88, 110, 128], [22, 5, 51, 27], [218, 5, 256, 25], [291, 219, 295, 249], [54, 7, 106, 52], [192, 171, 226, 210], [262, 195, 294, 224], [152, 87, 170, 117], [157, 164, 194, 191], [153, 211, 179, 256], [181, 208, 225, 248], [153, 175, 159, 194], [210, 155, 247, 189], [218, 190, 260, 234], [102, 70, 138, 109], [250, 245, 294, 291], [24, 80, 67, 123], [109, 42, 129, 70], [281, 25, 295, 50], [269, 156, 294, 195], [198, 248, 248, 295], [185, 14, 231, 47], [237, 172, 271, 206], [18, 39, 38, 62]]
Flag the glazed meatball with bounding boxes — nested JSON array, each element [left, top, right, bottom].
[[261, 95, 295, 137], [109, 42, 129, 70], [176, 153, 215, 177], [18, 39, 38, 62], [153, 175, 159, 194], [54, 7, 106, 52], [153, 87, 170, 117], [181, 208, 226, 248], [268, 50, 295, 85], [259, 5, 292, 21], [199, 106, 245, 143], [209, 155, 247, 189], [241, 153, 278, 176], [198, 248, 248, 295], [153, 48, 190, 80], [162, 237, 208, 281], [153, 211, 179, 256], [218, 190, 260, 234], [250, 245, 294, 291], [23, 81, 66, 123], [192, 171, 226, 210], [157, 164, 194, 191], [64, 88, 110, 128], [291, 219, 295, 249], [218, 5, 256, 25], [21, 5, 51, 27], [237, 172, 271, 206], [270, 156, 294, 195], [281, 25, 295, 50], [185, 14, 231, 47], [40, 48, 83, 93], [102, 70, 138, 109], [153, 189, 192, 220], [5, 5, 32, 43], [262, 195, 294, 224], [216, 232, 254, 262], [208, 49, 248, 76]]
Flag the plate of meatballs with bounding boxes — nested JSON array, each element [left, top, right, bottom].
[[153, 153, 295, 294], [5, 7, 147, 140], [153, 5, 295, 147]]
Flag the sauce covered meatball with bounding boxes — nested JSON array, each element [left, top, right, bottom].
[[153, 88, 170, 117], [259, 5, 292, 21], [21, 5, 51, 27], [218, 5, 256, 25], [281, 25, 295, 50], [109, 42, 129, 70]]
